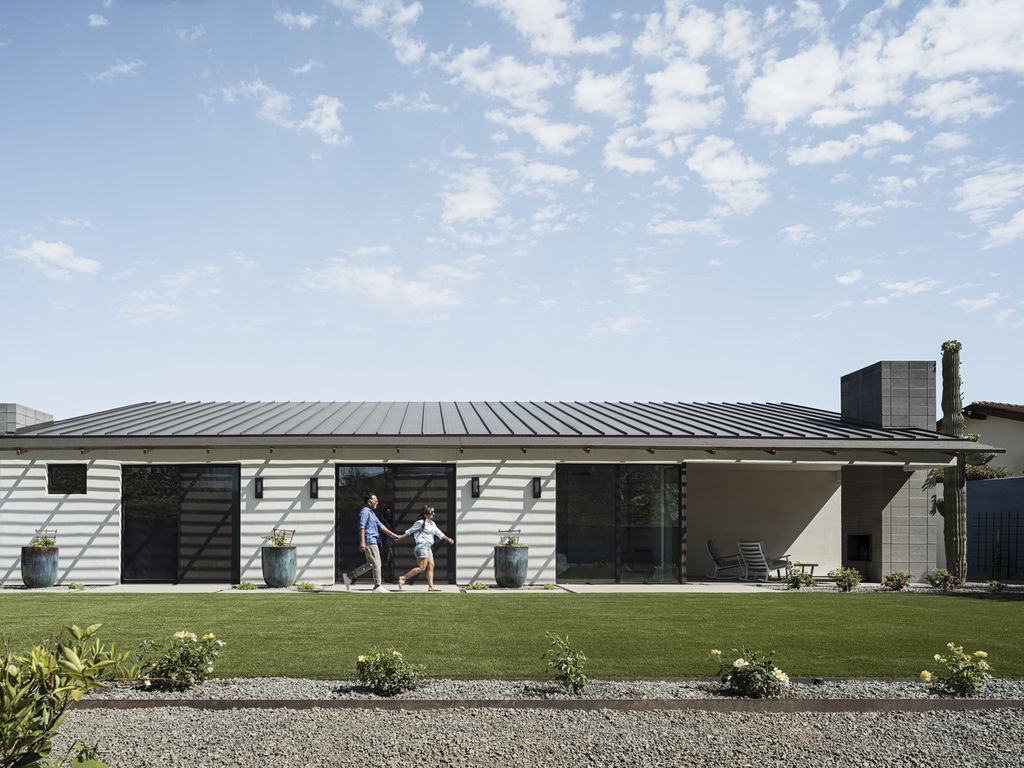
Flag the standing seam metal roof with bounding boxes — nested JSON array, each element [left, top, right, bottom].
[[5, 401, 963, 442]]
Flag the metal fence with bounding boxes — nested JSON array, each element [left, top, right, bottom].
[[967, 477, 1024, 581]]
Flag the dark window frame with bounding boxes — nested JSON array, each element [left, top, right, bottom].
[[47, 463, 88, 495]]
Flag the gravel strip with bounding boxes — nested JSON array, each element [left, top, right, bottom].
[[82, 676, 1024, 701], [55, 707, 1024, 767]]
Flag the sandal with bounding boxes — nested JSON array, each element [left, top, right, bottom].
[[398, 576, 405, 591]]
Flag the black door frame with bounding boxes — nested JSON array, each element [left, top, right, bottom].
[[121, 464, 241, 584]]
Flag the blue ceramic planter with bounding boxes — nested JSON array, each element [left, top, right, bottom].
[[494, 545, 528, 588], [262, 546, 297, 587], [22, 546, 59, 588]]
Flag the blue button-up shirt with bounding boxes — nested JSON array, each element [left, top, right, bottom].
[[358, 506, 382, 545]]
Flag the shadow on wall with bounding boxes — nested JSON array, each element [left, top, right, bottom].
[[686, 465, 842, 578]]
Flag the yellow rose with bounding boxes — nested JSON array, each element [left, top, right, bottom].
[[202, 633, 217, 642], [934, 654, 942, 662], [733, 658, 748, 669], [358, 655, 367, 663], [974, 651, 988, 658], [920, 670, 932, 682], [710, 649, 721, 657]]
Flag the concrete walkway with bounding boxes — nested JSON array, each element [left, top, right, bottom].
[[2, 580, 789, 594]]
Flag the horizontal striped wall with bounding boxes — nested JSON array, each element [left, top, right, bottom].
[[239, 460, 335, 584], [455, 460, 556, 585], [0, 458, 121, 585]]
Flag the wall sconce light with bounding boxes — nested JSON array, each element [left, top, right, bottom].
[[471, 477, 480, 498], [532, 477, 542, 498], [254, 477, 264, 499], [310, 477, 319, 499]]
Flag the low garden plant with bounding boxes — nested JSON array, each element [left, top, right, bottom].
[[920, 642, 992, 696], [140, 631, 225, 691], [783, 565, 814, 590], [464, 582, 489, 590], [356, 648, 422, 696], [543, 632, 588, 694], [882, 571, 911, 591], [709, 648, 789, 699], [68, 582, 86, 591], [988, 580, 1006, 593], [233, 582, 258, 590], [828, 567, 862, 592], [927, 568, 961, 591], [543, 583, 558, 590], [296, 582, 317, 591]]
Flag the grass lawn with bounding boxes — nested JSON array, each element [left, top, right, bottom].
[[1, 592, 1021, 679]]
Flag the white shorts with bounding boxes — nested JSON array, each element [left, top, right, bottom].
[[414, 544, 433, 560]]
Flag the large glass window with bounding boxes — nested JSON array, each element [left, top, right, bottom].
[[556, 464, 681, 583]]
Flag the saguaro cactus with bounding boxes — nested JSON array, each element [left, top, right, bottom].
[[939, 340, 967, 580]]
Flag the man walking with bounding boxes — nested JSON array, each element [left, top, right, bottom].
[[343, 492, 399, 591]]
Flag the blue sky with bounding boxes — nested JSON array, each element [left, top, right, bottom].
[[2, 0, 1022, 419]]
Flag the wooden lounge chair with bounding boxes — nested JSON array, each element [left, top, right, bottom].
[[706, 539, 744, 579], [737, 540, 791, 581]]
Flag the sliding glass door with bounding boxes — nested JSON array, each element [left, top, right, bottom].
[[556, 464, 681, 583]]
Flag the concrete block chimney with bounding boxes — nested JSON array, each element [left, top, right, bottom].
[[1, 403, 53, 433], [840, 361, 936, 431]]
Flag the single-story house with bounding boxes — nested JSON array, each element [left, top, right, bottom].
[[0, 360, 999, 586], [960, 402, 1024, 477]]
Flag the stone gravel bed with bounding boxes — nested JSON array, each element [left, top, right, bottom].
[[83, 676, 1024, 701], [55, 706, 1024, 767]]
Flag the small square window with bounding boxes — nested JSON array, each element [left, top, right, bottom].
[[47, 464, 88, 495]]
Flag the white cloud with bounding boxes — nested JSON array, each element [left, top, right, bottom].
[[787, 120, 912, 165], [809, 106, 870, 127], [835, 269, 863, 285], [908, 78, 1002, 123], [6, 240, 101, 280], [634, 2, 723, 61], [438, 45, 562, 113], [291, 59, 320, 75], [484, 110, 588, 154], [984, 208, 1024, 249], [620, 273, 654, 295], [333, 0, 426, 64], [374, 91, 447, 112], [686, 136, 773, 215], [440, 168, 504, 225], [791, 0, 827, 33], [879, 277, 941, 298], [52, 217, 91, 228], [889, 153, 913, 164], [591, 315, 647, 337], [573, 69, 633, 121], [475, 0, 622, 56], [954, 292, 1006, 312], [170, 24, 207, 42], [519, 161, 579, 185], [223, 81, 347, 145], [308, 260, 460, 307], [953, 164, 1024, 223], [744, 43, 842, 131], [782, 224, 821, 244], [88, 14, 109, 28], [834, 200, 882, 229], [928, 131, 970, 150], [275, 10, 320, 30], [90, 59, 144, 82], [647, 214, 721, 237], [119, 291, 185, 322], [603, 127, 657, 174], [874, 175, 917, 197], [644, 60, 725, 135]]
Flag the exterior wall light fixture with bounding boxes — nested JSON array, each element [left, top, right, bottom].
[[471, 477, 481, 498], [255, 477, 264, 499], [310, 477, 319, 499], [532, 477, 542, 498]]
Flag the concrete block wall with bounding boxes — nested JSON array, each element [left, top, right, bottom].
[[1, 404, 53, 433], [841, 361, 936, 430], [842, 466, 938, 581]]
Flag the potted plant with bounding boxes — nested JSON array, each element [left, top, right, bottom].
[[261, 528, 297, 587], [494, 529, 528, 588], [22, 529, 59, 588]]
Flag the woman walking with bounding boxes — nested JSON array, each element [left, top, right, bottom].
[[397, 506, 453, 591]]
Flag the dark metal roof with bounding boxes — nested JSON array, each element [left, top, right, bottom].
[[0, 401, 994, 452]]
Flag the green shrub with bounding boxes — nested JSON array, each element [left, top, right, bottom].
[[233, 582, 258, 590], [920, 642, 992, 696], [141, 631, 225, 691], [882, 571, 911, 591], [783, 566, 814, 590], [709, 648, 789, 699], [68, 582, 86, 591], [927, 568, 961, 591], [543, 583, 558, 590], [543, 633, 588, 694], [296, 582, 317, 591], [464, 582, 489, 590], [1, 624, 121, 768], [356, 648, 422, 696], [988, 580, 1006, 593], [828, 567, 862, 592]]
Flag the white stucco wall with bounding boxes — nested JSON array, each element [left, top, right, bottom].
[[685, 464, 842, 578], [966, 415, 1024, 477], [0, 457, 121, 585], [455, 460, 556, 585]]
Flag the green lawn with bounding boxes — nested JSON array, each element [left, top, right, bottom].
[[1, 592, 1021, 678]]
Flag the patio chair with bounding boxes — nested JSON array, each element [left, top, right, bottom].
[[706, 539, 744, 579], [737, 540, 791, 582]]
